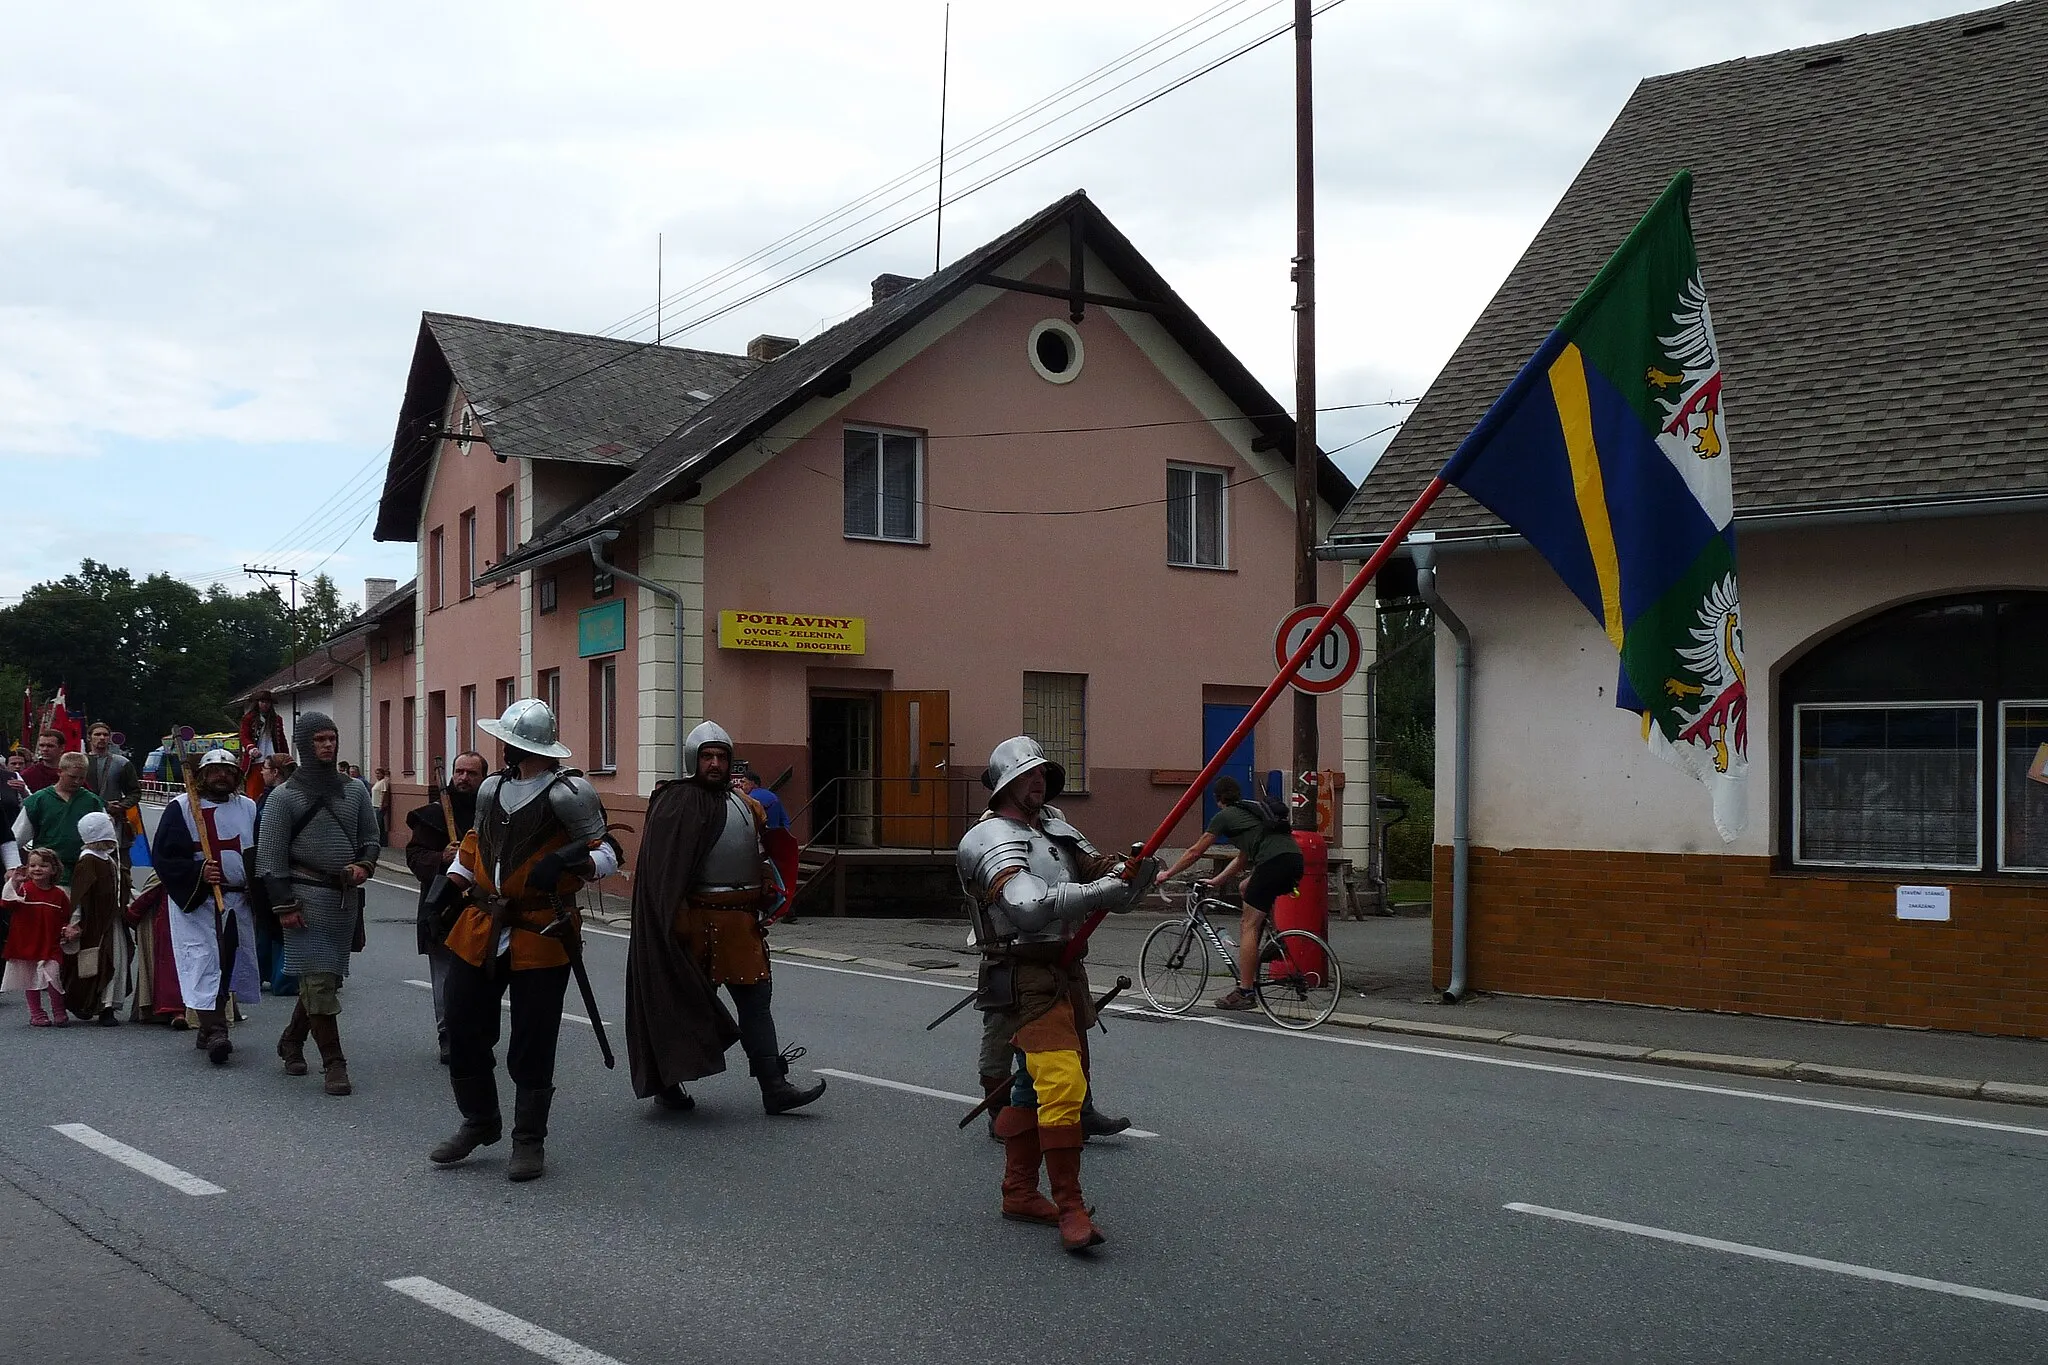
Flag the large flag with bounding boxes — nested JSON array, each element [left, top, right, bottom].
[[1440, 170, 1746, 840]]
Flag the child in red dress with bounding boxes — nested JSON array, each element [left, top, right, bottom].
[[4, 849, 76, 1026]]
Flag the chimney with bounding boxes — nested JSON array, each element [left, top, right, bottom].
[[364, 578, 397, 612], [871, 273, 919, 303], [747, 334, 799, 362]]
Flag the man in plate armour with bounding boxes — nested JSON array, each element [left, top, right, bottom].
[[958, 736, 1157, 1254]]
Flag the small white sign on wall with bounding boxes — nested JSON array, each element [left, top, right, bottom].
[[1896, 885, 1952, 922]]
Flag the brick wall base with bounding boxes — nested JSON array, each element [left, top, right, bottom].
[[1433, 845, 2048, 1038]]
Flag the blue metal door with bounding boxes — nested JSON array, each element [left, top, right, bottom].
[[1202, 703, 1255, 827]]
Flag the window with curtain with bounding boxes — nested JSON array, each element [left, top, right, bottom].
[[1167, 464, 1227, 568], [844, 426, 923, 543], [1023, 671, 1087, 793], [1780, 591, 2048, 874]]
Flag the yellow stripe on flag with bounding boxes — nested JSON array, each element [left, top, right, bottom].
[[1548, 344, 1625, 651]]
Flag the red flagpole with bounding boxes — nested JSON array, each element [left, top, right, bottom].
[[1063, 475, 1451, 964]]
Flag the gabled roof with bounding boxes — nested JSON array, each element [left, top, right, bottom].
[[227, 580, 414, 707], [483, 189, 1353, 581], [373, 315, 761, 542], [1330, 0, 2048, 547]]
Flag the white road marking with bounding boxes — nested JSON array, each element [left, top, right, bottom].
[[815, 1068, 1160, 1138], [775, 958, 971, 991], [51, 1124, 224, 1197], [384, 1277, 626, 1365], [402, 979, 605, 1028], [584, 925, 629, 940], [370, 877, 417, 893], [1506, 1202, 2048, 1314], [774, 959, 2048, 1141]]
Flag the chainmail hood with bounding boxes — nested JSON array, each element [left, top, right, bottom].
[[287, 710, 348, 797]]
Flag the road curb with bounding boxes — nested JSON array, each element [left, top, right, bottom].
[[765, 947, 2048, 1112]]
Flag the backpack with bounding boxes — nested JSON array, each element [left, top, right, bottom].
[[1236, 794, 1292, 835]]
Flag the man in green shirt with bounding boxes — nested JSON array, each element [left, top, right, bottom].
[[15, 752, 106, 884], [1156, 775, 1306, 1011]]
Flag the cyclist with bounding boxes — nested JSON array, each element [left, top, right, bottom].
[[1156, 775, 1305, 1011]]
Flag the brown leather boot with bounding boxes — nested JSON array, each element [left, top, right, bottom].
[[276, 1001, 310, 1076], [307, 1014, 352, 1096], [995, 1106, 1058, 1226], [1040, 1124, 1104, 1253], [198, 1008, 232, 1066]]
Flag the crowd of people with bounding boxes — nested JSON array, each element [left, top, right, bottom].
[[4, 687, 1258, 1257]]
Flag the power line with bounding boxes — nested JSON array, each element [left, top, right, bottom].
[[233, 0, 1353, 568]]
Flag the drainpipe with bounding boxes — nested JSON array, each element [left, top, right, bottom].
[[588, 531, 687, 779], [1412, 536, 1473, 1004]]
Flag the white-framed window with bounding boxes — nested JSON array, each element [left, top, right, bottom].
[[495, 486, 516, 562], [496, 677, 515, 717], [539, 668, 561, 721], [1167, 463, 1228, 568], [428, 526, 445, 609], [591, 658, 617, 772], [537, 576, 557, 615], [1027, 318, 1084, 384], [459, 508, 477, 599], [1023, 672, 1087, 793], [1792, 701, 1982, 871], [844, 426, 923, 543], [2000, 701, 2048, 873]]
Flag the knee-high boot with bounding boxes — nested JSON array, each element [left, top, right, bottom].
[[276, 1000, 310, 1076], [431, 1074, 503, 1165], [1039, 1123, 1104, 1253], [306, 1013, 351, 1095], [994, 1105, 1058, 1225], [507, 1086, 552, 1182]]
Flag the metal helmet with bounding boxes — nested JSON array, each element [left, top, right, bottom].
[[980, 735, 1064, 808], [477, 698, 572, 759], [684, 720, 734, 775], [198, 748, 240, 773]]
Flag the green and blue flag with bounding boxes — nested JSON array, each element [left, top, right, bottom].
[[1441, 171, 1746, 840]]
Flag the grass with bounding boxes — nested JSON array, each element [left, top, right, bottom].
[[1388, 879, 1433, 907]]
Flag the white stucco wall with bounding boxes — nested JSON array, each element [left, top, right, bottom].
[[1431, 510, 2048, 857]]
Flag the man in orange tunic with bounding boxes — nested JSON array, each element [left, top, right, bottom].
[[428, 700, 618, 1182]]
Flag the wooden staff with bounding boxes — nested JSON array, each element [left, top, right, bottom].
[[178, 743, 227, 919]]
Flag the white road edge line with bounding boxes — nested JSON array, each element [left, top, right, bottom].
[[771, 959, 2048, 1141], [814, 1068, 1160, 1139], [385, 1276, 626, 1365], [1506, 1202, 2048, 1315], [402, 979, 605, 1029], [51, 1124, 224, 1197]]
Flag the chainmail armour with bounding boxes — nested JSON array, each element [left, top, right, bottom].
[[255, 711, 380, 978]]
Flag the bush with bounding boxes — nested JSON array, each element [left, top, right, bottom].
[[1380, 769, 1435, 881]]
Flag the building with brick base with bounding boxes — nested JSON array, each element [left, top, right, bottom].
[[1328, 3, 2048, 1036]]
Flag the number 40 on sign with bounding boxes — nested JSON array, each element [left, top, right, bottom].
[[1273, 605, 1362, 695]]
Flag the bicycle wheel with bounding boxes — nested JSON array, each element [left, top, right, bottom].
[[1254, 929, 1342, 1030], [1138, 919, 1209, 1014]]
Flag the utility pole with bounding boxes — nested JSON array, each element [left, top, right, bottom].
[[1289, 0, 1319, 829], [244, 565, 301, 722]]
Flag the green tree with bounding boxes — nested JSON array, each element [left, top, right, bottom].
[[291, 573, 357, 656]]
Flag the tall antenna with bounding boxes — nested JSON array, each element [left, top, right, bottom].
[[657, 232, 664, 343], [934, 4, 951, 272]]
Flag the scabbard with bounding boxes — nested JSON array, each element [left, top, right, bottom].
[[569, 947, 615, 1069]]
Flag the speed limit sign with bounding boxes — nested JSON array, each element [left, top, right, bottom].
[[1274, 604, 1362, 695]]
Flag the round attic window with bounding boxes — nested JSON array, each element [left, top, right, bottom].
[[1027, 318, 1084, 384]]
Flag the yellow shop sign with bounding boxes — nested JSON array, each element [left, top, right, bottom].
[[716, 610, 866, 655]]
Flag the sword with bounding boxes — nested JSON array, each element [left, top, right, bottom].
[[955, 975, 1131, 1130], [542, 897, 616, 1069], [924, 990, 978, 1031]]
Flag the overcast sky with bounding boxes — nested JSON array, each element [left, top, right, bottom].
[[0, 0, 1985, 608]]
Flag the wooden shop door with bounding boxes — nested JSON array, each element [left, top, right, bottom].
[[878, 690, 950, 848]]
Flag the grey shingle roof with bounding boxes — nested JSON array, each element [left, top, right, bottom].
[[1329, 0, 2048, 546], [487, 189, 1354, 580], [375, 316, 759, 541]]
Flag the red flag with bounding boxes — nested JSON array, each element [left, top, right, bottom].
[[50, 685, 82, 752]]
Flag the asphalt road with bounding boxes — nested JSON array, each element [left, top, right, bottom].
[[3, 874, 2047, 1363]]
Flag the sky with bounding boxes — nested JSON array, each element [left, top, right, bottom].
[[0, 0, 1989, 610]]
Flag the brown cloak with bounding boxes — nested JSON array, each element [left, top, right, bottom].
[[63, 854, 123, 1017], [623, 779, 743, 1097]]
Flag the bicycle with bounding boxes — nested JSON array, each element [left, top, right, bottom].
[[1138, 883, 1342, 1030]]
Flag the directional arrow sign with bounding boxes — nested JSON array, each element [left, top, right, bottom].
[[1274, 605, 1363, 696]]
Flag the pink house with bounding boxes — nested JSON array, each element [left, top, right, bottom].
[[373, 192, 1369, 903]]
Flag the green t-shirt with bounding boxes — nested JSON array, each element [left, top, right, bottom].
[[1206, 801, 1295, 868], [22, 785, 106, 883]]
